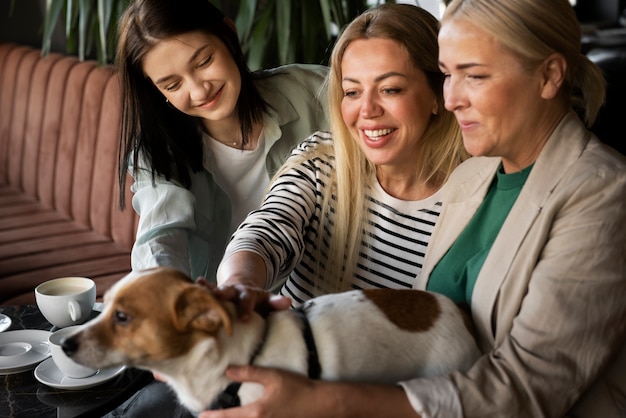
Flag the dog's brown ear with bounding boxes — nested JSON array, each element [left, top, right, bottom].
[[174, 286, 233, 335]]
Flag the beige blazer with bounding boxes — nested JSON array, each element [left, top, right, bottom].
[[403, 113, 626, 417]]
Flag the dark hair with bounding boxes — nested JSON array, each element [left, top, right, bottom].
[[116, 0, 268, 208]]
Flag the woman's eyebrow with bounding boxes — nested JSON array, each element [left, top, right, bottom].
[[154, 44, 211, 85], [187, 44, 210, 65], [343, 71, 406, 84], [438, 61, 485, 70]]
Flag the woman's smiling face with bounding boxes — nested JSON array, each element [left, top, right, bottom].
[[142, 30, 241, 125], [340, 37, 438, 173]]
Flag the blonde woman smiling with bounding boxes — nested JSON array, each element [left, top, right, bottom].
[[215, 3, 465, 307]]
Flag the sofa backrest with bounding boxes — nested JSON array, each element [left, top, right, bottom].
[[0, 42, 137, 250]]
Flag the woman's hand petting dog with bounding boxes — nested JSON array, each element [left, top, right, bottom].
[[153, 279, 291, 384], [198, 278, 292, 321], [199, 365, 323, 418], [197, 365, 416, 418]]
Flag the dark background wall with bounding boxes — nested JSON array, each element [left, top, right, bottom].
[[575, 0, 626, 25], [0, 0, 237, 57], [2, 0, 625, 55], [0, 0, 66, 52]]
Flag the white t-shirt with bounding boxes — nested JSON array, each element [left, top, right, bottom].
[[204, 131, 269, 234]]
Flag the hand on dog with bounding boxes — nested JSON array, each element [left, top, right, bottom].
[[198, 365, 325, 418], [197, 365, 417, 418], [198, 279, 291, 321]]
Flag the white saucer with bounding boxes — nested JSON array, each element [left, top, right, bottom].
[[34, 358, 125, 390], [0, 329, 51, 375], [0, 314, 11, 333]]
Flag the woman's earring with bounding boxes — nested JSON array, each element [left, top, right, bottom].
[[165, 98, 174, 109]]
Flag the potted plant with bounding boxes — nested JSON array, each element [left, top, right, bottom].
[[40, 0, 383, 69]]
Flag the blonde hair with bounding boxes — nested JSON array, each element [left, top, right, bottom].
[[443, 0, 606, 126], [273, 4, 465, 293]]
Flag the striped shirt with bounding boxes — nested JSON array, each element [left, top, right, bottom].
[[223, 131, 442, 307]]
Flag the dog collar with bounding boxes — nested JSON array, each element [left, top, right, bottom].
[[208, 306, 321, 410]]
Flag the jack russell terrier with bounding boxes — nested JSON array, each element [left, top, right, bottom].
[[62, 267, 481, 414]]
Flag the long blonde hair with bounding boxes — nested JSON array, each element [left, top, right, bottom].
[[442, 0, 606, 126], [273, 4, 465, 293]]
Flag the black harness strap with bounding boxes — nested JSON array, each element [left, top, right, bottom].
[[293, 306, 321, 379], [209, 306, 321, 410], [210, 382, 242, 410]]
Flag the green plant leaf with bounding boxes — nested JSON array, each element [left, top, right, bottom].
[[64, 1, 78, 55], [234, 0, 257, 42], [42, 0, 65, 56], [65, 0, 73, 37], [317, 0, 332, 40], [301, 2, 331, 64], [246, 5, 272, 70], [275, 0, 291, 65], [97, 0, 110, 64], [78, 0, 90, 61], [36, 0, 392, 67]]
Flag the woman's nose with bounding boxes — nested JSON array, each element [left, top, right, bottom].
[[443, 77, 465, 112], [189, 78, 210, 102], [360, 91, 383, 118]]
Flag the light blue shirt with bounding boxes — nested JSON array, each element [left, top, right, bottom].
[[130, 64, 329, 281]]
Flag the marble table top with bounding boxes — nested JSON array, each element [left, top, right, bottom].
[[0, 304, 153, 418]]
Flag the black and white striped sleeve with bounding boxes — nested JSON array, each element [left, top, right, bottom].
[[222, 132, 334, 288]]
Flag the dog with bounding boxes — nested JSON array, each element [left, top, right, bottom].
[[62, 267, 481, 414]]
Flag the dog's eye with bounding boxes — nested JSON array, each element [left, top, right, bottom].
[[114, 310, 131, 325]]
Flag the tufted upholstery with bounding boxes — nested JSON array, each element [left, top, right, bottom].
[[0, 43, 138, 306]]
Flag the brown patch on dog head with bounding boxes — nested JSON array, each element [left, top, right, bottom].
[[362, 289, 440, 332], [108, 268, 206, 361], [73, 267, 232, 368], [174, 285, 233, 336]]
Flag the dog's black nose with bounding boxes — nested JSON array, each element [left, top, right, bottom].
[[61, 336, 78, 356]]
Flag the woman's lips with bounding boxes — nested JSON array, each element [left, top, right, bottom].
[[198, 86, 223, 109], [458, 120, 478, 131], [363, 128, 394, 139], [361, 127, 396, 148]]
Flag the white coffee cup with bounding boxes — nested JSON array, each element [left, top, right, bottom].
[[35, 277, 96, 328], [49, 325, 97, 378]]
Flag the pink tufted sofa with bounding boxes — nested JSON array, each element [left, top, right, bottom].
[[0, 43, 138, 306]]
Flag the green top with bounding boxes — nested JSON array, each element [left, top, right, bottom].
[[427, 164, 533, 306]]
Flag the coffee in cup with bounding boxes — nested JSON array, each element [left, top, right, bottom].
[[49, 325, 97, 378], [35, 277, 96, 328]]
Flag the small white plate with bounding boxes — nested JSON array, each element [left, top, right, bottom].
[[34, 358, 125, 390], [0, 329, 51, 375], [0, 314, 11, 333]]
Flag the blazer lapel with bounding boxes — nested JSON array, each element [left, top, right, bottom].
[[472, 112, 592, 345], [417, 112, 592, 348], [470, 190, 542, 346], [415, 157, 500, 290]]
